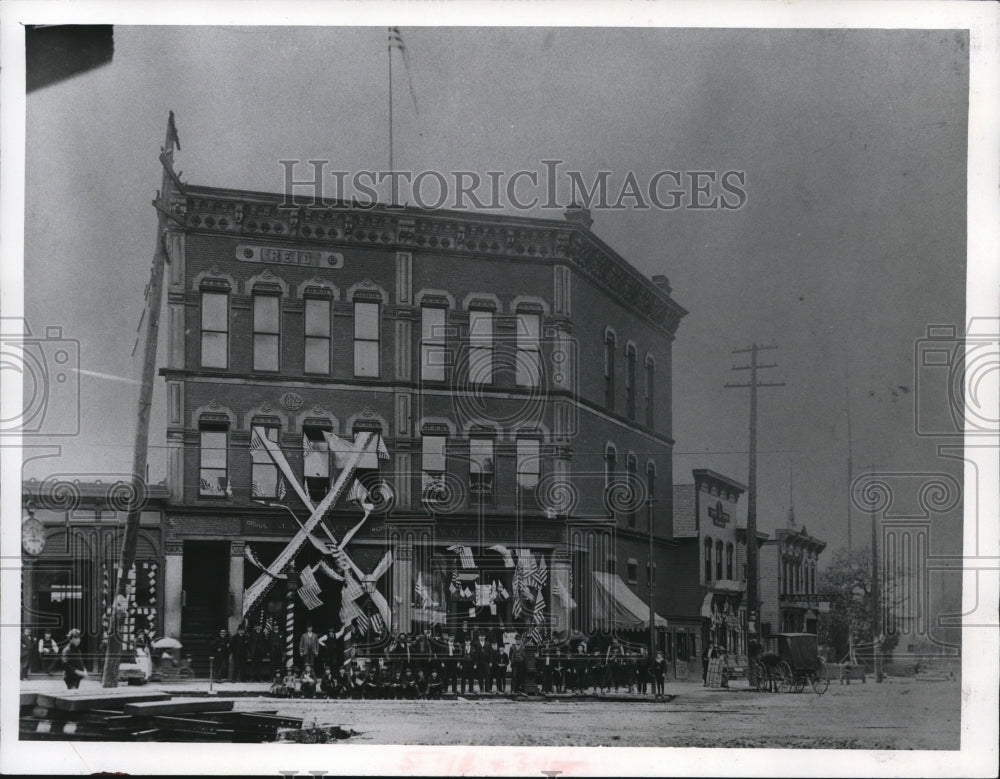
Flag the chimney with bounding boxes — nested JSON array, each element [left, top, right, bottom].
[[651, 274, 671, 295], [563, 203, 593, 230]]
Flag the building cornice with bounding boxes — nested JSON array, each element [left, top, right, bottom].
[[175, 184, 688, 336]]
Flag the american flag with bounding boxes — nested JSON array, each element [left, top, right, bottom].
[[449, 570, 460, 596], [448, 545, 475, 569], [276, 476, 286, 501], [531, 555, 548, 590], [533, 590, 546, 625]]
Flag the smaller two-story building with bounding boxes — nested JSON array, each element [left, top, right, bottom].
[[663, 469, 765, 679], [758, 511, 828, 636]]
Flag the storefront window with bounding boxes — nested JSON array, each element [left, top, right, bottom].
[[469, 437, 494, 505]]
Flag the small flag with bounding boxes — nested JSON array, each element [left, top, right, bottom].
[[448, 545, 475, 569], [167, 110, 181, 151], [276, 476, 287, 502], [489, 544, 515, 568], [298, 565, 323, 610], [532, 556, 548, 590], [347, 479, 370, 505], [512, 590, 523, 619], [450, 570, 460, 596], [533, 590, 546, 624], [225, 479, 233, 499], [468, 606, 477, 618], [370, 612, 386, 636], [251, 480, 262, 498]]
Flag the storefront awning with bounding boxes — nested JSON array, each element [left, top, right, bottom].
[[591, 572, 668, 630]]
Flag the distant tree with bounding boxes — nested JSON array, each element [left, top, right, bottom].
[[818, 546, 900, 664]]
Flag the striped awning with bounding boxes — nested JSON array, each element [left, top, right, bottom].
[[591, 571, 668, 630]]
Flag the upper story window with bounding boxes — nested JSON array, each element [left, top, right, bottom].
[[199, 424, 228, 497], [302, 423, 331, 502], [200, 290, 229, 369], [468, 309, 494, 385], [604, 334, 616, 410], [251, 423, 280, 499], [645, 356, 655, 428], [716, 540, 724, 581], [421, 306, 447, 382], [604, 444, 617, 512], [468, 437, 495, 506], [726, 542, 734, 580], [253, 293, 280, 371], [516, 312, 541, 387], [626, 453, 638, 528], [704, 537, 713, 582], [354, 301, 380, 378], [304, 296, 331, 374], [516, 437, 541, 511], [626, 559, 638, 585], [421, 434, 447, 502], [625, 345, 637, 419]]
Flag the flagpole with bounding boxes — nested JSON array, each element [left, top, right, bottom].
[[388, 27, 394, 173]]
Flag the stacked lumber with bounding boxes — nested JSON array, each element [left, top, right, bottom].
[[20, 690, 301, 742]]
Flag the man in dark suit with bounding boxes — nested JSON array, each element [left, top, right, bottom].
[[247, 624, 267, 682], [436, 633, 461, 693], [229, 623, 249, 682], [509, 634, 527, 694], [492, 640, 509, 693], [210, 628, 230, 682], [460, 639, 476, 694], [472, 633, 492, 692]]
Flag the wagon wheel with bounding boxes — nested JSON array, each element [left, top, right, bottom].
[[811, 660, 830, 696], [749, 661, 763, 691], [776, 661, 794, 693], [793, 672, 807, 694]]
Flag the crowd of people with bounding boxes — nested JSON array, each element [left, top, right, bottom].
[[20, 627, 88, 689], [261, 622, 670, 700]]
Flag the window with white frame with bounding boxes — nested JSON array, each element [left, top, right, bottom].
[[253, 293, 280, 371], [200, 290, 229, 369], [421, 434, 447, 502], [468, 308, 494, 384], [516, 312, 541, 387], [421, 305, 447, 382], [354, 301, 380, 377], [199, 425, 228, 497], [251, 424, 280, 499], [304, 297, 331, 374]]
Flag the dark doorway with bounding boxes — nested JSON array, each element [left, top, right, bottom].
[[181, 540, 230, 676]]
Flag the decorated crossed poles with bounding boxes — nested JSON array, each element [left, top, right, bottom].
[[242, 426, 394, 670]]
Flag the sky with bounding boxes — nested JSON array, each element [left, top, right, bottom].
[[18, 24, 972, 562]]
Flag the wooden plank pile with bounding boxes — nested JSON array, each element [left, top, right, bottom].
[[20, 690, 302, 742]]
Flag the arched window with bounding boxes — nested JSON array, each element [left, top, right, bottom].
[[604, 444, 617, 494], [715, 540, 724, 581], [625, 344, 637, 419], [704, 537, 713, 582], [626, 453, 638, 528], [604, 333, 616, 410], [726, 543, 734, 580]]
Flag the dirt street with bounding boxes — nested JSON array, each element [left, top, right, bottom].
[[233, 675, 960, 749]]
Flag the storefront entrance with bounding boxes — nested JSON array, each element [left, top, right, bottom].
[[180, 540, 229, 676]]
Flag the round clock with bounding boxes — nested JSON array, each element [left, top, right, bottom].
[[22, 517, 45, 556]]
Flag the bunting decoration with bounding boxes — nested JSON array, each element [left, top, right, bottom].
[[488, 544, 515, 568], [244, 545, 287, 580]]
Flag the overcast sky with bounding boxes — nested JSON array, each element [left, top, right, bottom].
[[20, 25, 970, 558]]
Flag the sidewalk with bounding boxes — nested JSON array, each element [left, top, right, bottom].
[[21, 675, 705, 701]]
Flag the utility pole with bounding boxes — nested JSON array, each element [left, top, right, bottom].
[[647, 495, 657, 662], [102, 113, 180, 687], [845, 368, 853, 551], [725, 343, 785, 643], [870, 464, 884, 683]]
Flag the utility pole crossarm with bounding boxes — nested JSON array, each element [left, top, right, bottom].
[[724, 342, 785, 644]]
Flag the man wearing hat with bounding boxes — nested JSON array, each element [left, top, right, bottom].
[[62, 629, 87, 690]]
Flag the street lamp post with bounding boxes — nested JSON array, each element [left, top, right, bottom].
[[647, 495, 657, 660]]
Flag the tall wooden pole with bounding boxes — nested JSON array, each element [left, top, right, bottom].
[[102, 113, 179, 687], [725, 344, 784, 641], [870, 464, 883, 682]]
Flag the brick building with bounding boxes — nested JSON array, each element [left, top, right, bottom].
[[663, 469, 766, 679], [758, 510, 828, 636], [148, 174, 686, 669], [20, 479, 168, 671]]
